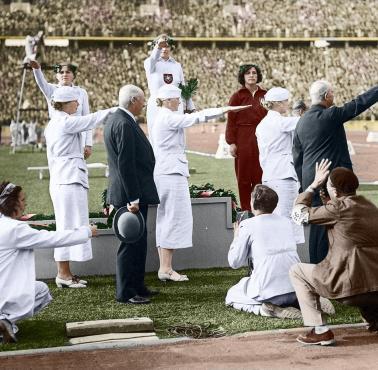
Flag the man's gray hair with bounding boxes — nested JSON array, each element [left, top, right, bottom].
[[309, 80, 332, 105], [119, 85, 144, 108]]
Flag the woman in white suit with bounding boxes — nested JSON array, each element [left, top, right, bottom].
[[151, 84, 247, 281], [144, 34, 195, 136], [255, 87, 305, 244], [0, 181, 96, 343], [45, 86, 115, 288]]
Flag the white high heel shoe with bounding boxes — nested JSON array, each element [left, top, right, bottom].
[[158, 270, 189, 282], [55, 276, 86, 288]]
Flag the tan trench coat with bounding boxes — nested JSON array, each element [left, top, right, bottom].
[[296, 192, 378, 299]]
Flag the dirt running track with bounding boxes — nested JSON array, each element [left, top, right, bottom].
[[1, 327, 378, 370]]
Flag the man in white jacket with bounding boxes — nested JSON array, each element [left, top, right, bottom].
[[226, 184, 302, 318]]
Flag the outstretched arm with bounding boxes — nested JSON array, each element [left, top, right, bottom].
[[333, 85, 378, 123], [30, 60, 55, 100]]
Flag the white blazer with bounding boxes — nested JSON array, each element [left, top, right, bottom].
[[256, 110, 300, 181], [45, 108, 114, 187], [228, 214, 300, 300], [0, 214, 90, 323], [33, 68, 93, 147], [151, 107, 224, 177]]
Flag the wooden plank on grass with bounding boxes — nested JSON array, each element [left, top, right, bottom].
[[66, 318, 154, 337], [69, 332, 158, 345]]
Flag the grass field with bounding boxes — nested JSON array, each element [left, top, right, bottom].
[[0, 269, 362, 352], [0, 143, 377, 215], [0, 144, 239, 214], [0, 143, 372, 351]]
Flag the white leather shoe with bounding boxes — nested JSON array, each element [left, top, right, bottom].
[[260, 303, 302, 319], [158, 270, 189, 282], [55, 276, 86, 288]]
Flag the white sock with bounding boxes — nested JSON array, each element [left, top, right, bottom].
[[315, 325, 329, 334]]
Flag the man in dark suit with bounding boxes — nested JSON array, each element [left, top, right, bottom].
[[293, 81, 378, 263], [104, 84, 160, 304]]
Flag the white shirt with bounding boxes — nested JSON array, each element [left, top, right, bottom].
[[228, 214, 299, 300], [33, 68, 93, 147], [144, 47, 194, 110], [0, 214, 90, 323], [151, 107, 224, 177], [256, 110, 300, 181], [45, 108, 115, 187]]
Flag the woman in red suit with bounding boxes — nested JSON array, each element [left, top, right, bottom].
[[226, 64, 267, 211]]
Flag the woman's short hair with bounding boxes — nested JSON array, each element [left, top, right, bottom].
[[0, 181, 22, 217], [238, 64, 262, 85], [251, 184, 278, 213], [53, 63, 78, 77], [329, 167, 359, 195], [51, 101, 65, 111]]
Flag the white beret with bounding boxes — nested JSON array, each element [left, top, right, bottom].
[[51, 86, 79, 103], [264, 87, 290, 102], [157, 84, 181, 100]]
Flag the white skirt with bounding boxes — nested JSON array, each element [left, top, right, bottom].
[[155, 174, 193, 249], [49, 183, 92, 261], [263, 179, 305, 244]]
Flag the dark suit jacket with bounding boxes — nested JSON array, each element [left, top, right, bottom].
[[103, 108, 159, 207], [293, 86, 378, 190]]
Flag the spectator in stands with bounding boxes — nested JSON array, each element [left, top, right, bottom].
[[226, 64, 267, 211]]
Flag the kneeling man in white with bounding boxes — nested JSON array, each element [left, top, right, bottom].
[[226, 184, 301, 318]]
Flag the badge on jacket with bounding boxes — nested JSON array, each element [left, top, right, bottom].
[[163, 74, 173, 84]]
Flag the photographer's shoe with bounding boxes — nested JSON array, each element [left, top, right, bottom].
[[297, 328, 335, 346]]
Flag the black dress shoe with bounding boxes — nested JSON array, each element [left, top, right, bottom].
[[139, 288, 160, 298], [126, 295, 150, 304]]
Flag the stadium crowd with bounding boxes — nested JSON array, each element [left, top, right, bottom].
[[0, 0, 377, 37], [1, 44, 377, 126]]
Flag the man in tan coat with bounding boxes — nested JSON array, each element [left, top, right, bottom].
[[290, 159, 378, 345]]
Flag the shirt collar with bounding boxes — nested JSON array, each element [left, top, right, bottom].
[[158, 56, 175, 63], [118, 106, 136, 121]]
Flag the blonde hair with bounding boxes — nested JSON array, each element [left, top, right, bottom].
[[260, 99, 280, 110]]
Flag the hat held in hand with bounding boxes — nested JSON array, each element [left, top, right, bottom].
[[113, 207, 145, 243]]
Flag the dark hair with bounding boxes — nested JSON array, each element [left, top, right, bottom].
[[54, 63, 77, 77], [251, 184, 278, 213], [329, 167, 359, 195], [238, 64, 263, 85], [51, 101, 66, 111], [0, 181, 22, 217]]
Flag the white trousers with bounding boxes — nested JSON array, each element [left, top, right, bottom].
[[263, 179, 304, 244], [50, 183, 92, 261], [0, 281, 52, 329]]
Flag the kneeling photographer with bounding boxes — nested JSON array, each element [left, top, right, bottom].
[[290, 159, 378, 346]]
